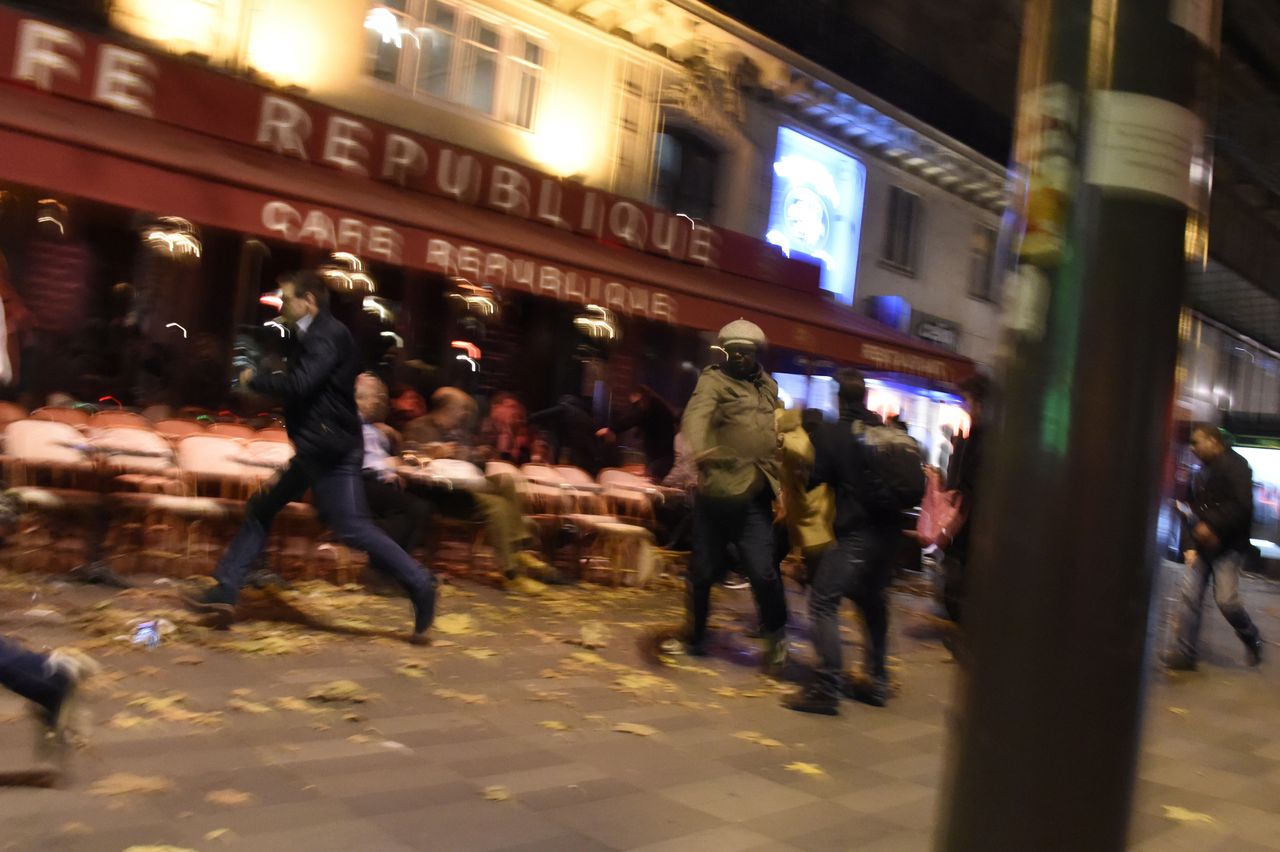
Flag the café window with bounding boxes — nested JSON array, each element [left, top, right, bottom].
[[968, 225, 998, 302], [652, 127, 720, 223], [881, 185, 921, 275], [364, 1, 545, 129]]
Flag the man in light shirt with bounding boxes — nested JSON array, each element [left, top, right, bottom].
[[356, 373, 432, 574]]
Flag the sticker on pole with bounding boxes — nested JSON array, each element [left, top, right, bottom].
[[1084, 92, 1202, 207]]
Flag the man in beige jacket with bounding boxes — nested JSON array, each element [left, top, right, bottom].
[[680, 319, 788, 671]]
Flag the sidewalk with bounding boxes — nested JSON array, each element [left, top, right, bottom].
[[0, 564, 1277, 851]]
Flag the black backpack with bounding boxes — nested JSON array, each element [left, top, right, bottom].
[[852, 421, 926, 519]]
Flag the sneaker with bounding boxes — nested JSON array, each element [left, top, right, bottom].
[[784, 683, 839, 716], [1163, 652, 1198, 672], [721, 574, 750, 590], [34, 649, 100, 758], [183, 584, 237, 629], [761, 631, 789, 676], [661, 636, 708, 657], [247, 568, 292, 593], [843, 675, 890, 707], [1246, 637, 1264, 667]]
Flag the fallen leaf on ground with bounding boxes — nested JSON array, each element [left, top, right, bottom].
[[540, 720, 571, 731], [395, 664, 430, 679], [204, 829, 232, 841], [227, 698, 273, 714], [173, 656, 203, 666], [343, 713, 363, 723], [1162, 805, 1217, 825], [784, 762, 827, 778], [60, 822, 92, 835], [229, 688, 253, 697], [510, 577, 548, 596], [433, 688, 488, 705], [272, 697, 319, 714], [483, 785, 510, 801], [108, 712, 155, 730], [539, 669, 566, 679], [735, 731, 784, 748], [90, 773, 174, 796], [205, 789, 253, 806], [463, 648, 499, 660], [348, 734, 372, 744], [308, 680, 375, 703], [433, 613, 475, 635], [613, 672, 677, 697], [576, 621, 610, 648], [1167, 707, 1190, 716], [613, 722, 659, 737]]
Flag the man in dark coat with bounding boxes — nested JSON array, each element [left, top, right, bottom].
[[1165, 424, 1264, 670], [187, 271, 437, 644]]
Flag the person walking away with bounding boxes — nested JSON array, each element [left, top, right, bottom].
[[942, 374, 990, 624], [186, 271, 437, 644], [680, 319, 788, 672], [787, 369, 919, 714], [1165, 424, 1264, 670]]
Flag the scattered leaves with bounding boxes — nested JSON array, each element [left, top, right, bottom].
[[174, 656, 203, 666], [433, 613, 475, 635], [735, 731, 784, 748], [204, 829, 232, 842], [1168, 707, 1190, 717], [90, 773, 174, 796], [539, 720, 571, 731], [348, 734, 372, 744], [463, 648, 499, 660], [205, 789, 253, 806], [483, 785, 510, 801], [60, 822, 92, 835], [613, 722, 659, 737], [539, 669, 567, 679], [107, 712, 155, 731], [272, 697, 319, 714]]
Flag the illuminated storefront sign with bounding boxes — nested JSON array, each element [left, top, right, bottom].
[[766, 127, 867, 303]]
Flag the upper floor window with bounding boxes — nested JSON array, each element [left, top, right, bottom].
[[881, 185, 921, 275], [969, 225, 999, 302], [653, 127, 719, 222], [365, 1, 544, 129]]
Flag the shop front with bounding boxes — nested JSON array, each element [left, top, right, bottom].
[[0, 7, 971, 417]]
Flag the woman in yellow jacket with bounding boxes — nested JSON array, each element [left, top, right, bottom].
[[775, 408, 835, 569]]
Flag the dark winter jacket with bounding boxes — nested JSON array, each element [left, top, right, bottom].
[[1192, 448, 1255, 553], [807, 405, 884, 538], [249, 311, 361, 460]]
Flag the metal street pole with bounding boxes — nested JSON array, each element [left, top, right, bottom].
[[935, 1, 1220, 850]]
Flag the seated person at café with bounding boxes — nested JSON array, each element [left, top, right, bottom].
[[355, 374, 433, 590], [402, 385, 555, 586]]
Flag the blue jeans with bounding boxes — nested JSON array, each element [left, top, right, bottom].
[[213, 450, 436, 619], [0, 636, 60, 711], [1173, 549, 1259, 660], [687, 484, 788, 645], [809, 529, 891, 697]]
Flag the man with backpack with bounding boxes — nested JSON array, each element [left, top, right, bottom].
[[786, 369, 923, 714]]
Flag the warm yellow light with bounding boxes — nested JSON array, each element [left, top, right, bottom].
[[245, 7, 318, 87], [113, 0, 221, 57], [530, 97, 600, 178]]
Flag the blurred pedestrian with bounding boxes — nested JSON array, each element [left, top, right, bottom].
[[680, 319, 787, 672], [0, 639, 98, 757], [942, 374, 990, 624], [597, 385, 677, 481], [185, 271, 437, 644], [478, 391, 532, 465], [1165, 424, 1265, 671], [786, 369, 898, 714]]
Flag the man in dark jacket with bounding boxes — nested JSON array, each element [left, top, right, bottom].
[[187, 271, 437, 644], [1166, 424, 1264, 670], [786, 369, 894, 715], [597, 385, 677, 481]]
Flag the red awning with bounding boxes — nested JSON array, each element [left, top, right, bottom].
[[0, 83, 972, 383]]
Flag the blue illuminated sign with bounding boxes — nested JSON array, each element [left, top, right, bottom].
[[766, 127, 867, 303]]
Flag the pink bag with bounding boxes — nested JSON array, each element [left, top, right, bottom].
[[916, 467, 965, 550]]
